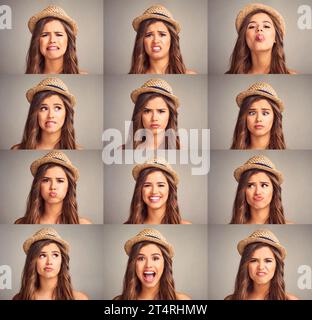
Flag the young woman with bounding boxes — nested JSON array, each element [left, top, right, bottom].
[[14, 151, 91, 224], [226, 229, 298, 300], [11, 77, 81, 150], [13, 227, 88, 300], [231, 82, 286, 149], [226, 3, 294, 74], [129, 4, 196, 74], [231, 155, 292, 224], [124, 78, 180, 150], [26, 5, 82, 74], [114, 228, 191, 300], [125, 158, 191, 224]]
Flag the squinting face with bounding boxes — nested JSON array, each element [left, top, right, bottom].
[[245, 171, 273, 210], [40, 166, 69, 205], [36, 242, 62, 279], [142, 96, 170, 136], [144, 21, 171, 61], [245, 12, 276, 53], [39, 20, 68, 61], [37, 94, 66, 135], [142, 171, 169, 211], [248, 246, 276, 285], [246, 99, 274, 139], [135, 243, 165, 289]]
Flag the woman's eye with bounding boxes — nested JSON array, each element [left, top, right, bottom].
[[249, 259, 257, 263], [248, 25, 255, 29], [263, 111, 269, 116], [153, 257, 160, 261], [137, 256, 144, 261], [39, 254, 46, 258], [248, 111, 256, 116], [42, 178, 49, 183], [57, 179, 64, 183], [52, 254, 59, 258], [247, 183, 254, 188], [261, 183, 269, 188], [264, 25, 271, 29], [41, 33, 48, 37], [143, 109, 150, 113], [56, 33, 63, 36], [145, 33, 152, 38], [40, 106, 48, 111]]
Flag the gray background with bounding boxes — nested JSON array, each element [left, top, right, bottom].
[[208, 150, 312, 224], [208, 0, 312, 74], [0, 0, 103, 74], [104, 75, 208, 135], [0, 75, 103, 149], [208, 225, 312, 300], [0, 225, 105, 300], [209, 75, 312, 150], [0, 150, 103, 224], [104, 158, 208, 224], [104, 0, 208, 74], [102, 225, 208, 299]]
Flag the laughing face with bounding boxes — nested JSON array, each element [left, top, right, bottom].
[[135, 243, 164, 289]]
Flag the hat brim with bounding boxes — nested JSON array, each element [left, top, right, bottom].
[[236, 90, 284, 112], [131, 87, 179, 108], [26, 86, 76, 107], [132, 163, 179, 185], [237, 238, 286, 260], [23, 235, 69, 254], [124, 235, 174, 258], [234, 164, 283, 184], [132, 14, 181, 33], [30, 157, 79, 181]]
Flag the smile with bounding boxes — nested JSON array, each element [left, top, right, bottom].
[[149, 196, 161, 203]]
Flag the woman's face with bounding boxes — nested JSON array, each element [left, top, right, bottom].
[[36, 242, 62, 279], [141, 96, 170, 135], [40, 166, 69, 204], [245, 12, 276, 53], [142, 171, 169, 211], [246, 99, 274, 138], [39, 19, 68, 61], [135, 243, 164, 289], [143, 21, 171, 61], [245, 171, 273, 210], [248, 246, 276, 285], [37, 94, 66, 135]]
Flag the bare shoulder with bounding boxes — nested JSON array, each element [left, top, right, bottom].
[[181, 219, 192, 224], [76, 144, 84, 150], [286, 220, 295, 224], [79, 70, 88, 75], [73, 291, 89, 300], [287, 293, 299, 300], [11, 144, 21, 150], [176, 292, 191, 300], [288, 69, 298, 75], [14, 217, 24, 224], [79, 217, 92, 224], [185, 69, 197, 75]]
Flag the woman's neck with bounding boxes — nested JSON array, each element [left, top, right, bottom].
[[37, 131, 61, 149], [138, 284, 160, 300], [146, 57, 169, 74], [248, 206, 270, 224], [145, 206, 166, 224], [40, 202, 63, 224], [44, 58, 64, 74], [249, 51, 272, 74], [249, 134, 270, 149], [248, 282, 270, 300], [35, 276, 58, 300]]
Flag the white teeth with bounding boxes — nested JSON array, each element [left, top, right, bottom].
[[144, 272, 155, 275]]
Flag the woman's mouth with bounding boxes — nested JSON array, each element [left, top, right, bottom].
[[149, 196, 161, 203], [256, 271, 267, 277], [255, 34, 265, 42], [253, 196, 264, 201], [254, 124, 264, 129], [45, 121, 57, 128], [44, 267, 54, 272], [49, 192, 57, 198], [151, 46, 161, 52], [47, 45, 59, 51], [143, 271, 156, 282], [150, 124, 160, 129]]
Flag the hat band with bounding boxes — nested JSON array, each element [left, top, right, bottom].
[[256, 89, 274, 97], [51, 156, 66, 162], [147, 86, 172, 95], [253, 162, 273, 169], [150, 12, 170, 19], [46, 84, 66, 92], [257, 236, 277, 244], [146, 234, 161, 241]]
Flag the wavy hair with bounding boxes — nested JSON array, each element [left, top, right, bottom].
[[114, 241, 176, 300], [124, 92, 180, 149], [15, 163, 79, 224], [129, 19, 186, 74], [26, 17, 79, 74], [13, 239, 74, 300], [125, 167, 181, 224], [226, 9, 291, 74], [14, 91, 77, 150], [226, 242, 287, 300], [230, 169, 286, 224], [230, 95, 286, 149]]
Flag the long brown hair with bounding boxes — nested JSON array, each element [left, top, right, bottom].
[[226, 242, 287, 300], [114, 241, 176, 300], [13, 239, 75, 300], [15, 163, 79, 224], [230, 95, 286, 149], [129, 19, 186, 74], [230, 169, 286, 224], [125, 167, 181, 224], [226, 9, 291, 74], [124, 92, 180, 149], [26, 17, 79, 74], [16, 91, 77, 149]]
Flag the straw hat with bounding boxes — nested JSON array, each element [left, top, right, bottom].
[[23, 227, 69, 254], [237, 229, 286, 259], [131, 78, 179, 107], [132, 158, 179, 185], [28, 5, 78, 35], [234, 155, 283, 184], [235, 3, 285, 38], [26, 77, 76, 106], [236, 82, 284, 112], [30, 151, 79, 181], [132, 4, 181, 33], [124, 228, 174, 258]]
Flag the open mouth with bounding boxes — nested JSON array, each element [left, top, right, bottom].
[[152, 46, 161, 52], [149, 196, 161, 203], [45, 121, 57, 127], [143, 271, 156, 282]]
